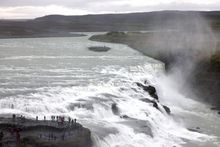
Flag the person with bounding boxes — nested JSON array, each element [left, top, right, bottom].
[[61, 133, 65, 140], [15, 128, 21, 147], [71, 119, 74, 126], [61, 117, 64, 125], [0, 131, 4, 147], [12, 114, 16, 122], [22, 116, 25, 123], [36, 116, 38, 121], [74, 119, 77, 127], [44, 116, 46, 121]]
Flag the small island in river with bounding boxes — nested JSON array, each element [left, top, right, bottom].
[[88, 46, 111, 52]]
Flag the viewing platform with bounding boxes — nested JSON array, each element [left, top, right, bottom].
[[0, 115, 92, 147]]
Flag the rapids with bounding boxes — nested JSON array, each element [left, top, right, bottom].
[[0, 34, 218, 147]]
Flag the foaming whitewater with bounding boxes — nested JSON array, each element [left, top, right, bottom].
[[0, 35, 218, 147]]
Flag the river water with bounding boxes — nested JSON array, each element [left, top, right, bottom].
[[0, 34, 219, 147]]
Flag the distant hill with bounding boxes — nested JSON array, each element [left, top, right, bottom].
[[0, 11, 220, 38]]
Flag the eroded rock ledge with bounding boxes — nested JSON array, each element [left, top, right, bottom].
[[0, 116, 92, 147]]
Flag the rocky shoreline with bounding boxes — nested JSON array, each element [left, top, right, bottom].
[[0, 116, 92, 147]]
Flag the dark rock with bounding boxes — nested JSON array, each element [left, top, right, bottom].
[[162, 105, 171, 114], [150, 94, 159, 100], [145, 86, 156, 95], [120, 115, 129, 119], [188, 128, 201, 133], [211, 107, 218, 110], [88, 46, 111, 52], [135, 82, 159, 100], [111, 103, 120, 115], [0, 117, 92, 147], [152, 102, 159, 110], [136, 82, 144, 88], [140, 98, 153, 103], [218, 112, 220, 115]]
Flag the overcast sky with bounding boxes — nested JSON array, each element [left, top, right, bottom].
[[0, 0, 220, 19]]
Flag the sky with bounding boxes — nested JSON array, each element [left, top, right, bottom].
[[0, 0, 220, 19]]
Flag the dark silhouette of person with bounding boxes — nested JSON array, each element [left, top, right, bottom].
[[61, 117, 64, 125], [14, 128, 22, 146], [12, 114, 16, 122]]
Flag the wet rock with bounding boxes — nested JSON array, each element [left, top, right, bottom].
[[162, 105, 171, 114], [152, 102, 159, 110], [140, 98, 153, 103], [146, 86, 156, 95], [135, 82, 159, 100], [120, 115, 129, 119], [136, 82, 144, 88], [0, 117, 92, 147], [111, 103, 120, 115], [210, 107, 220, 111], [150, 93, 159, 100], [188, 127, 201, 133]]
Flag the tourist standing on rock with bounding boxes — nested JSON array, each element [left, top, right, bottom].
[[12, 114, 16, 122], [71, 119, 74, 126], [0, 131, 4, 147], [74, 118, 77, 127], [68, 117, 71, 123], [14, 128, 21, 147], [61, 117, 64, 125]]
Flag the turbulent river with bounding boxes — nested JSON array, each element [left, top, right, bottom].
[[0, 34, 219, 147]]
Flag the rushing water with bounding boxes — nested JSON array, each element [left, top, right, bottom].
[[0, 34, 219, 147]]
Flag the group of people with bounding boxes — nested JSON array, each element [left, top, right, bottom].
[[0, 127, 22, 147], [35, 115, 77, 127], [12, 114, 26, 123]]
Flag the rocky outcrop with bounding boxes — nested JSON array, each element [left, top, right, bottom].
[[140, 97, 171, 114], [111, 103, 120, 115], [135, 82, 159, 100], [162, 105, 171, 114], [0, 116, 92, 147]]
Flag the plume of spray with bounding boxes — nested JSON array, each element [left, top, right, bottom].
[[149, 11, 217, 98]]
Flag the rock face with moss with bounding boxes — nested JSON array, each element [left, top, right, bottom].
[[0, 116, 92, 147]]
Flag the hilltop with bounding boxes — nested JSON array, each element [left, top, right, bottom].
[[0, 11, 220, 38]]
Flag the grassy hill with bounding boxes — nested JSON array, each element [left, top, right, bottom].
[[0, 11, 220, 38]]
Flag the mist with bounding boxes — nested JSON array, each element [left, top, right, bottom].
[[149, 12, 217, 99]]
